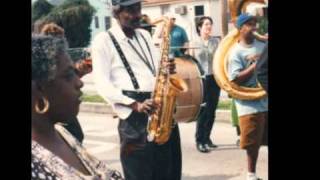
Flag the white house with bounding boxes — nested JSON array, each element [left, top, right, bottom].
[[89, 0, 224, 44], [142, 0, 225, 42], [87, 0, 112, 44]]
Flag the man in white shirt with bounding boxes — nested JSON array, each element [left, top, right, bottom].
[[91, 0, 181, 179]]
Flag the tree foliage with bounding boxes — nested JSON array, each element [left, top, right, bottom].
[[34, 0, 96, 48], [32, 0, 54, 24]]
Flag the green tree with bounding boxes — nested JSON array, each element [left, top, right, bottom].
[[42, 0, 96, 48], [32, 0, 54, 24], [257, 16, 268, 35]]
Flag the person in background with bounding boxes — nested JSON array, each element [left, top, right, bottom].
[[156, 12, 189, 57], [190, 16, 221, 153], [228, 13, 268, 180]]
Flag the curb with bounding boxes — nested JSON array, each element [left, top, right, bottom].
[[80, 102, 232, 124], [80, 102, 115, 115]]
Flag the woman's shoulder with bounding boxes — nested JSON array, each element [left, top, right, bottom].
[[32, 140, 78, 179], [32, 153, 59, 180], [54, 124, 123, 179], [209, 36, 221, 43]]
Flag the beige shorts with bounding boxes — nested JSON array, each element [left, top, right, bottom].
[[239, 112, 267, 150]]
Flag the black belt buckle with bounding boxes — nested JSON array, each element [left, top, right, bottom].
[[122, 90, 151, 102]]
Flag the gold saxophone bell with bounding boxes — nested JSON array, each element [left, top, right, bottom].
[[213, 0, 267, 100]]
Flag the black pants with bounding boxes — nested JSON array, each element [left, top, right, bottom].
[[119, 91, 182, 180], [195, 75, 221, 144], [63, 116, 84, 143], [118, 112, 182, 180]]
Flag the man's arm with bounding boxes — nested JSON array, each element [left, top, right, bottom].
[[232, 62, 256, 85], [255, 44, 268, 92], [253, 31, 268, 42], [91, 33, 136, 107], [228, 51, 257, 85]]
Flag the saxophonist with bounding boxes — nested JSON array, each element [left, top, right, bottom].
[[91, 0, 182, 180]]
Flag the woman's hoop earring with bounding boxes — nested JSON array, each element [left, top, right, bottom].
[[35, 97, 49, 114]]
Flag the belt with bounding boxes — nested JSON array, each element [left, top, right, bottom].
[[122, 90, 152, 102]]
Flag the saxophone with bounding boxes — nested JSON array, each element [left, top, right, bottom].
[[147, 17, 188, 145]]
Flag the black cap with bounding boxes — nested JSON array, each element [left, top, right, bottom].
[[112, 0, 142, 6]]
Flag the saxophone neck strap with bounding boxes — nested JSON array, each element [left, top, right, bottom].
[[108, 31, 140, 90]]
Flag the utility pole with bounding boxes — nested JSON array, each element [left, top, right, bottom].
[[220, 0, 228, 38]]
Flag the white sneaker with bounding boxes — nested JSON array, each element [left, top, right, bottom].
[[247, 173, 262, 180]]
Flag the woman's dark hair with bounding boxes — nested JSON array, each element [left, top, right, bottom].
[[32, 22, 69, 83], [32, 34, 68, 82], [196, 16, 213, 36]]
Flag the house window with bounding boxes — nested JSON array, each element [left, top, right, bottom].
[[104, 16, 111, 30], [94, 16, 99, 28], [194, 5, 204, 25], [194, 5, 204, 16], [160, 5, 170, 15]]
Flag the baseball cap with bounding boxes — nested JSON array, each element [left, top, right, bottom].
[[112, 0, 142, 6], [236, 13, 255, 28]]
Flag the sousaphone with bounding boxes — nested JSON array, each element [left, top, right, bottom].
[[213, 0, 267, 100]]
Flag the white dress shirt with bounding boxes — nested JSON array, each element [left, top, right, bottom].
[[91, 21, 160, 120]]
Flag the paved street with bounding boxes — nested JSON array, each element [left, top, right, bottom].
[[78, 112, 268, 180]]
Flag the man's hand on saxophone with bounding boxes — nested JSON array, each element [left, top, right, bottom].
[[129, 99, 157, 114], [128, 59, 177, 115]]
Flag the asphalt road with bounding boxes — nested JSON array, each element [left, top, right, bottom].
[[78, 112, 268, 180]]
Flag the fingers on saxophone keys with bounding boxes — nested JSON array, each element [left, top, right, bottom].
[[146, 101, 159, 115], [142, 99, 153, 114], [169, 64, 176, 74], [163, 61, 176, 74], [169, 67, 176, 74], [144, 104, 153, 114], [168, 58, 174, 63]]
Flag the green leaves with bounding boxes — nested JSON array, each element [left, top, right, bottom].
[[33, 0, 96, 48], [32, 0, 54, 23], [257, 16, 268, 35]]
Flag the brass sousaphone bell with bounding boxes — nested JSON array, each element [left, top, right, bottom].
[[212, 0, 267, 100]]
